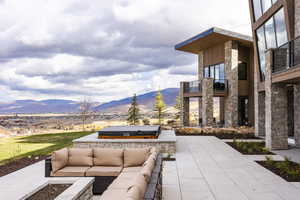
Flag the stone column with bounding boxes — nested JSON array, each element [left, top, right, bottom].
[[198, 52, 204, 126], [265, 50, 288, 150], [294, 84, 300, 147], [202, 78, 214, 127], [257, 92, 266, 137], [296, 0, 300, 38], [224, 40, 239, 127], [180, 82, 190, 126]]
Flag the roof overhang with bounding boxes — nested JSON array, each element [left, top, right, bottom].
[[175, 27, 253, 54]]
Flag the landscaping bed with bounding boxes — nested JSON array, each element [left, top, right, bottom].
[[0, 155, 47, 177], [26, 184, 71, 200], [257, 157, 300, 182], [175, 127, 259, 139], [227, 141, 274, 155]]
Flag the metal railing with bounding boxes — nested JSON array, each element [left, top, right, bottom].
[[188, 80, 202, 93], [186, 79, 228, 93], [273, 36, 300, 73]]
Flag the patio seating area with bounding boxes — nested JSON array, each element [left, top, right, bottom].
[[2, 135, 300, 200]]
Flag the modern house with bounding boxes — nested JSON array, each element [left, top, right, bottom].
[[175, 27, 255, 128], [248, 0, 300, 149]]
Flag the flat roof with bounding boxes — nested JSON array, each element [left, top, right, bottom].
[[175, 27, 253, 54]]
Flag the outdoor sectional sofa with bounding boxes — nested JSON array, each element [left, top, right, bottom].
[[45, 147, 162, 200]]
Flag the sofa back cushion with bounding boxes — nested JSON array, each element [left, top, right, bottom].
[[93, 148, 124, 166], [68, 148, 93, 166], [124, 148, 150, 167], [51, 148, 68, 172], [141, 157, 155, 182]]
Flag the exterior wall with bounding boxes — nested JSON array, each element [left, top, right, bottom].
[[74, 141, 176, 154], [180, 82, 190, 126], [265, 50, 288, 150], [256, 92, 266, 137], [198, 52, 204, 126], [202, 78, 214, 126], [224, 40, 239, 127], [295, 0, 300, 38], [294, 84, 300, 147], [203, 43, 225, 66]]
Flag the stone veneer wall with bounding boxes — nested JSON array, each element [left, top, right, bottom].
[[180, 82, 190, 126], [257, 92, 266, 137], [198, 52, 204, 126], [202, 78, 214, 126], [224, 40, 239, 127], [295, 0, 300, 38], [265, 50, 288, 150], [294, 84, 300, 147], [73, 141, 176, 154]]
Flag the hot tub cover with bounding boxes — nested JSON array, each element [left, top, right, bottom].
[[97, 125, 161, 137]]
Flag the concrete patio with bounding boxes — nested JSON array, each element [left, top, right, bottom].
[[163, 136, 300, 200], [1, 136, 300, 200]]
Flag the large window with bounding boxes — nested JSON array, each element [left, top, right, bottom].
[[252, 0, 278, 21], [274, 8, 288, 46], [265, 17, 277, 49], [203, 63, 225, 80], [255, 7, 288, 80]]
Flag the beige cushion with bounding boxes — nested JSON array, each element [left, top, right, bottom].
[[68, 148, 93, 166], [51, 166, 90, 177], [124, 148, 150, 167], [133, 174, 147, 197], [108, 176, 135, 189], [118, 172, 140, 179], [99, 189, 127, 200], [122, 166, 143, 173], [86, 166, 122, 176], [141, 160, 155, 182], [51, 148, 68, 172], [126, 185, 141, 200], [150, 147, 158, 154], [93, 148, 123, 166]]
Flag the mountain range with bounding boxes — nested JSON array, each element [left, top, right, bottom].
[[0, 88, 179, 114]]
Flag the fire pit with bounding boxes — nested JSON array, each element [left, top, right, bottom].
[[97, 125, 161, 139]]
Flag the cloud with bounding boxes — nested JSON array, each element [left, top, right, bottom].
[[0, 0, 251, 102]]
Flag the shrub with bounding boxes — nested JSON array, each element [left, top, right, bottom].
[[142, 118, 150, 125]]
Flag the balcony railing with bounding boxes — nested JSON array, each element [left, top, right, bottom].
[[188, 80, 202, 93], [185, 79, 228, 93], [273, 36, 300, 73]]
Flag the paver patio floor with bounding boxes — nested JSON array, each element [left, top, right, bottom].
[[163, 136, 300, 200]]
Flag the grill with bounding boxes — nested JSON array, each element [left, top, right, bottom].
[[97, 125, 161, 139]]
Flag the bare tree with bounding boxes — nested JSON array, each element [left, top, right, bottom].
[[79, 98, 93, 131]]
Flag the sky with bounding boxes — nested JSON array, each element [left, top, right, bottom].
[[0, 0, 252, 103]]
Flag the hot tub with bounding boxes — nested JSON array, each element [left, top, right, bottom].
[[97, 125, 161, 139]]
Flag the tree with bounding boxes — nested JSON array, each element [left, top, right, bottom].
[[154, 90, 166, 125], [174, 94, 181, 120], [79, 98, 93, 131], [127, 94, 140, 125]]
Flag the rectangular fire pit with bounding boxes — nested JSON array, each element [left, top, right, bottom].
[[97, 125, 161, 139]]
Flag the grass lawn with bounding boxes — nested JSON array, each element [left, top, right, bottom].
[[0, 131, 93, 165]]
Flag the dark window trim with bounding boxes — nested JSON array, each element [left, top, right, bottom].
[[203, 62, 225, 80]]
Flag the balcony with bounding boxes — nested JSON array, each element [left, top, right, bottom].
[[273, 37, 300, 82], [182, 79, 228, 97]]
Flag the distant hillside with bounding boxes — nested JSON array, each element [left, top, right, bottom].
[[0, 88, 179, 114], [0, 99, 79, 114], [94, 88, 179, 113]]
